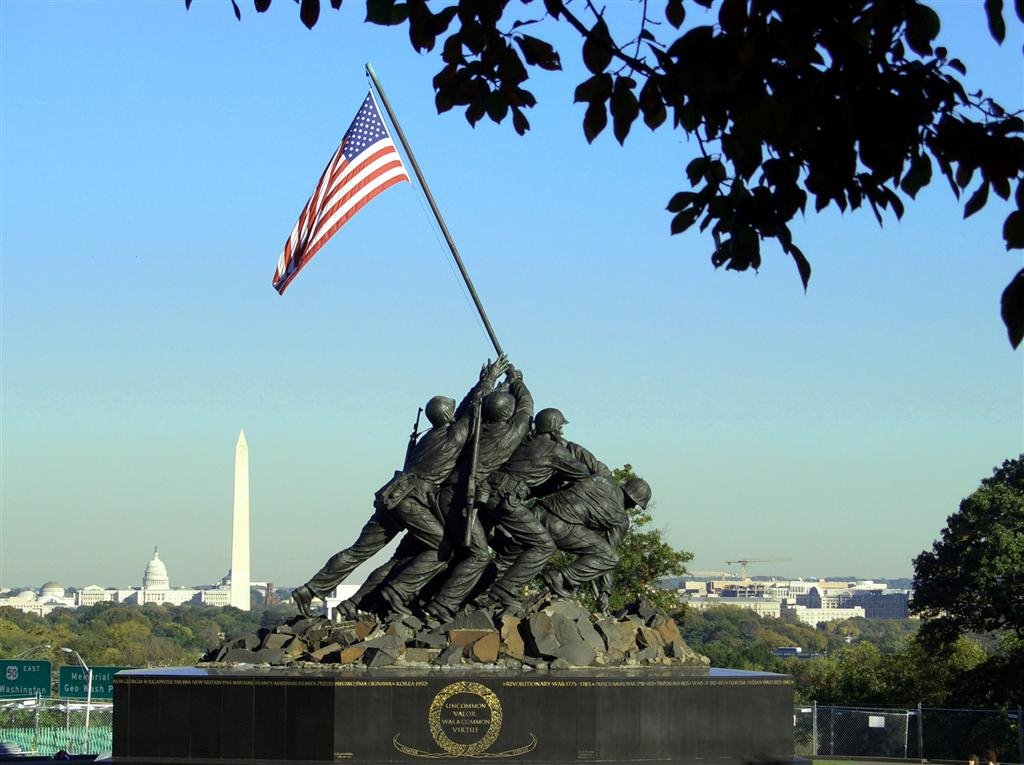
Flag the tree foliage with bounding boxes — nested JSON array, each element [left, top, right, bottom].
[[0, 602, 286, 668], [911, 454, 1024, 645], [604, 464, 693, 613], [911, 454, 1024, 706], [678, 605, 998, 706], [193, 0, 1024, 347]]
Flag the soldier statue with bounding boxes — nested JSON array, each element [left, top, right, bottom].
[[291, 355, 508, 617], [421, 367, 535, 621]]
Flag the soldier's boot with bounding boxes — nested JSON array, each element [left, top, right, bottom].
[[291, 585, 316, 618], [541, 569, 572, 599], [485, 582, 523, 612], [336, 599, 360, 621], [380, 585, 413, 617], [422, 600, 456, 625]]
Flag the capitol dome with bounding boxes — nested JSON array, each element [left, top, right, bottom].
[[40, 581, 65, 597], [143, 548, 170, 591]]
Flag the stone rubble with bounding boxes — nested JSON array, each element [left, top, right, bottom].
[[198, 596, 710, 670]]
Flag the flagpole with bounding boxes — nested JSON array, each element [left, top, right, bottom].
[[366, 62, 504, 358]]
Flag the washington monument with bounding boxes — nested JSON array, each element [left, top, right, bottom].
[[230, 430, 251, 611]]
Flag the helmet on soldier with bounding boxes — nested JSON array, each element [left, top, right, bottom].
[[534, 408, 568, 435], [622, 478, 651, 510], [482, 391, 516, 422], [425, 396, 456, 427]]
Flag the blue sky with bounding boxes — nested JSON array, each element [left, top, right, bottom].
[[1, 0, 1021, 590]]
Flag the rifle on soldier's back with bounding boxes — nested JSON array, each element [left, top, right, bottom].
[[403, 406, 423, 470], [463, 399, 483, 547]]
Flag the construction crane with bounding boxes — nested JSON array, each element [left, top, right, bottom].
[[725, 558, 791, 581]]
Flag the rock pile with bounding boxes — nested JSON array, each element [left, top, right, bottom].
[[199, 597, 709, 670]]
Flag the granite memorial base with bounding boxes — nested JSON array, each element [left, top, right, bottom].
[[113, 666, 796, 765]]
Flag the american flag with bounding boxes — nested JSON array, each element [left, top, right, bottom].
[[273, 93, 410, 294]]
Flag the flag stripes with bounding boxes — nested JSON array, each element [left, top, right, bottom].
[[273, 93, 410, 294]]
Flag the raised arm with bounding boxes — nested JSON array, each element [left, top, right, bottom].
[[454, 354, 509, 419], [506, 366, 534, 434]]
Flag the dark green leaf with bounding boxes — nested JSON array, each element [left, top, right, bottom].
[[1016, 0, 1024, 22], [254, 0, 271, 12], [638, 77, 666, 130], [786, 242, 811, 290], [948, 58, 967, 75], [366, 0, 403, 25], [993, 175, 1012, 200], [718, 0, 747, 33], [964, 181, 990, 218], [666, 191, 696, 212], [686, 157, 708, 186], [330, 0, 342, 8], [542, 0, 562, 19], [432, 6, 456, 33], [665, 0, 685, 29], [435, 88, 454, 114], [670, 208, 699, 235], [955, 162, 975, 190], [582, 17, 613, 74], [679, 102, 700, 132], [465, 100, 486, 127], [1004, 210, 1024, 248], [901, 153, 933, 199], [512, 107, 530, 135], [573, 73, 612, 104], [611, 76, 639, 145], [516, 34, 562, 71], [231, 0, 241, 19], [485, 93, 509, 124], [985, 0, 1007, 42], [1000, 268, 1024, 347], [184, 0, 192, 9], [906, 4, 940, 55], [886, 189, 905, 220], [583, 101, 607, 143], [366, 0, 392, 24], [300, 0, 319, 28]]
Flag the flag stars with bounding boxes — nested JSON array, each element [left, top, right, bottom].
[[341, 96, 389, 160]]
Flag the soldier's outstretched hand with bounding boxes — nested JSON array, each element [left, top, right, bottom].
[[490, 353, 510, 378], [506, 363, 523, 383]]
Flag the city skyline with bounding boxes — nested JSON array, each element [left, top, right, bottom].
[[1, 1, 1021, 589]]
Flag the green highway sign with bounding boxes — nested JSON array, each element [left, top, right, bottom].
[[0, 660, 51, 699], [58, 666, 128, 701]]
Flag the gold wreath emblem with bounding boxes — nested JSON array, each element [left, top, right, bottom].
[[428, 681, 502, 757], [392, 681, 537, 759]]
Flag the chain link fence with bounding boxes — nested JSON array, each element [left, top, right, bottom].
[[0, 697, 113, 756], [795, 703, 1023, 762]]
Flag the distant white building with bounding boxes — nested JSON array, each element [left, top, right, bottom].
[[677, 575, 909, 626], [0, 583, 76, 617], [784, 603, 866, 626], [684, 595, 783, 618], [324, 584, 363, 621], [0, 549, 241, 616]]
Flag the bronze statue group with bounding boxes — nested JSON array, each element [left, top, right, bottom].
[[291, 355, 651, 623]]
